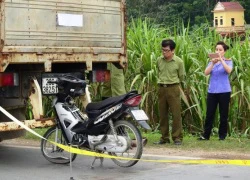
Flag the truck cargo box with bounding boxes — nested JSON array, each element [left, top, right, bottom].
[[0, 0, 127, 72]]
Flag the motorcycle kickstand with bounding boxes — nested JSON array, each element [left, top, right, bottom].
[[69, 144, 75, 180], [91, 154, 104, 169], [69, 144, 79, 180]]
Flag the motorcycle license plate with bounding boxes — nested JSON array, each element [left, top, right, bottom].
[[131, 110, 149, 121], [42, 77, 58, 95]]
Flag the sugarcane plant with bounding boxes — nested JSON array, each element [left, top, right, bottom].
[[126, 18, 250, 137]]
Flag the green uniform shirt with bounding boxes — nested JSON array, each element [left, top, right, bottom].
[[157, 55, 185, 84]]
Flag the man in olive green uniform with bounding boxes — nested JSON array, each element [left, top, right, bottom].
[[102, 63, 126, 99], [154, 39, 185, 145]]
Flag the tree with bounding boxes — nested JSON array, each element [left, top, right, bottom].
[[126, 0, 249, 26]]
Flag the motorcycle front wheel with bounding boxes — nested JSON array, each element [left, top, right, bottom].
[[41, 126, 77, 164], [108, 120, 143, 167]]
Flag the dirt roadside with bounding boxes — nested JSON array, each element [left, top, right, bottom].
[[1, 138, 250, 160]]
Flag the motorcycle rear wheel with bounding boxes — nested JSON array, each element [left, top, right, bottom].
[[108, 120, 143, 167], [41, 126, 77, 164]]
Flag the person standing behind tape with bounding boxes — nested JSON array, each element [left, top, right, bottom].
[[102, 63, 126, 99], [154, 39, 185, 146], [198, 41, 233, 141]]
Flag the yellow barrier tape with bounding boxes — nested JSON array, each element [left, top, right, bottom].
[[52, 142, 250, 166], [1, 106, 250, 166]]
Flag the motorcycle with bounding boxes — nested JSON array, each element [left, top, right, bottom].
[[41, 75, 151, 168]]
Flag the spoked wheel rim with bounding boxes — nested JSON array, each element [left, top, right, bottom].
[[108, 120, 143, 167], [41, 127, 77, 164]]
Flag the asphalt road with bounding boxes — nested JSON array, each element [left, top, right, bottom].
[[0, 144, 249, 180]]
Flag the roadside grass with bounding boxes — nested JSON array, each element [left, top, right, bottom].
[[22, 128, 49, 140], [142, 132, 250, 153], [22, 128, 250, 153]]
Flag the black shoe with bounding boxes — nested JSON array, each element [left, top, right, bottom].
[[197, 136, 209, 140], [174, 141, 182, 145], [153, 139, 170, 145], [219, 137, 225, 141]]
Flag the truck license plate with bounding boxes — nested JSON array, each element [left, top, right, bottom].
[[42, 77, 58, 95], [131, 110, 149, 121]]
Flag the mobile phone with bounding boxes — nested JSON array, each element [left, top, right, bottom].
[[208, 53, 220, 59]]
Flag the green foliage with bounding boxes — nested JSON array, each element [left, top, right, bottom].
[[25, 99, 33, 120], [43, 96, 55, 118], [23, 128, 49, 140], [26, 96, 55, 119], [126, 18, 169, 128], [127, 18, 250, 135], [126, 0, 250, 26], [143, 132, 250, 153]]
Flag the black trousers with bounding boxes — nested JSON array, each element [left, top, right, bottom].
[[203, 92, 231, 139]]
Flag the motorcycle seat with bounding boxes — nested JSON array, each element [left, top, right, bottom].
[[86, 90, 138, 112]]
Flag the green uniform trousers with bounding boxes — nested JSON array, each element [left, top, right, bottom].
[[102, 63, 126, 97], [158, 84, 183, 142]]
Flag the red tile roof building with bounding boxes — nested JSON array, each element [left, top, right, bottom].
[[212, 1, 245, 37], [216, 2, 244, 11]]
